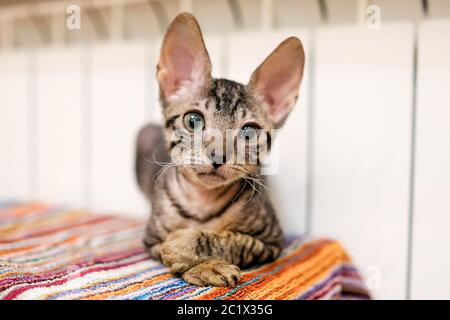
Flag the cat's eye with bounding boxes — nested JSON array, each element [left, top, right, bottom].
[[238, 125, 259, 143], [183, 112, 205, 132]]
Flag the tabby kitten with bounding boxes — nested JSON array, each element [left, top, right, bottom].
[[136, 13, 305, 287]]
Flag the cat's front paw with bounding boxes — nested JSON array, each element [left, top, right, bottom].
[[160, 228, 203, 273], [182, 260, 241, 287]]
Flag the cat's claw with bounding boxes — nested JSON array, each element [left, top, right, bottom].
[[182, 260, 241, 287]]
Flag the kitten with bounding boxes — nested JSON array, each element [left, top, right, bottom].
[[136, 13, 305, 287]]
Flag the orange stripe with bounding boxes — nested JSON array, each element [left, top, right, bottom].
[[260, 242, 349, 299], [196, 240, 333, 300], [83, 273, 173, 300], [239, 244, 341, 299], [8, 238, 141, 272], [270, 244, 347, 299], [0, 245, 38, 255], [198, 241, 349, 300], [0, 202, 50, 220], [0, 215, 115, 244], [270, 247, 345, 299], [0, 234, 85, 257], [0, 211, 90, 236], [0, 222, 142, 270]]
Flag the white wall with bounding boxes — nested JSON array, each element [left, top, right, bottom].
[[0, 50, 31, 201], [35, 46, 85, 206], [412, 19, 450, 299], [90, 42, 151, 216], [312, 23, 414, 299]]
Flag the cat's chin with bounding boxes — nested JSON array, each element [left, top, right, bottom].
[[187, 167, 238, 189], [197, 172, 228, 185], [196, 169, 238, 187]]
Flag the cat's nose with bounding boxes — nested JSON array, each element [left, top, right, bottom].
[[212, 162, 222, 170], [208, 150, 226, 170]]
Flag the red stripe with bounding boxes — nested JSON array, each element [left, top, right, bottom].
[[0, 216, 115, 244], [306, 275, 342, 300], [305, 267, 366, 300], [4, 255, 149, 299], [0, 203, 50, 223], [0, 247, 145, 289]]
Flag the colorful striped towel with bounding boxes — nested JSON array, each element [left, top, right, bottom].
[[0, 202, 369, 300]]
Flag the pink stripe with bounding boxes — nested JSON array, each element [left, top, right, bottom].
[[306, 276, 341, 300], [3, 253, 148, 299], [0, 216, 115, 244], [306, 269, 364, 300], [0, 247, 145, 288], [0, 204, 50, 223]]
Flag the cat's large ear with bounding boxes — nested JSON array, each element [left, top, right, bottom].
[[157, 12, 212, 102], [247, 37, 305, 128]]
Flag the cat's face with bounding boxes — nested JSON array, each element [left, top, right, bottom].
[[157, 13, 305, 189], [162, 78, 272, 188]]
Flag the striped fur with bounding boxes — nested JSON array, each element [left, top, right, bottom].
[[0, 202, 370, 300], [136, 13, 304, 287]]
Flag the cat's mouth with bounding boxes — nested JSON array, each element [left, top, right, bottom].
[[186, 163, 252, 187], [192, 165, 237, 186], [197, 172, 226, 180]]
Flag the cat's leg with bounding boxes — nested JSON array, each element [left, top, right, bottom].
[[143, 216, 164, 261], [145, 243, 162, 261], [160, 228, 281, 287]]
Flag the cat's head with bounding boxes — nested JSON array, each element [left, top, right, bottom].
[[157, 13, 305, 189]]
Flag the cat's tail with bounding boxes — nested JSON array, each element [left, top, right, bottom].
[[135, 124, 169, 200]]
